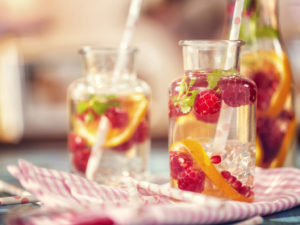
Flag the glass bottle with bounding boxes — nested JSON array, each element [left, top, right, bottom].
[[237, 0, 296, 168], [168, 40, 256, 202], [67, 47, 151, 185]]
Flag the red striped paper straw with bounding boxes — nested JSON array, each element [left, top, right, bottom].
[[213, 0, 245, 153]]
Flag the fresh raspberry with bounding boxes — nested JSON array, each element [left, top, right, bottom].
[[210, 155, 221, 164], [218, 76, 257, 107], [177, 168, 205, 193], [112, 139, 134, 152], [133, 119, 149, 143], [105, 107, 129, 129], [73, 148, 91, 173], [193, 89, 221, 123], [251, 70, 279, 111], [68, 133, 86, 152], [170, 152, 193, 179]]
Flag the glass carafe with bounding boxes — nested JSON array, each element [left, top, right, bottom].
[[67, 47, 151, 185], [238, 0, 296, 168], [168, 40, 256, 202]]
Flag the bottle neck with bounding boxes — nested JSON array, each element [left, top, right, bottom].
[[80, 47, 137, 83], [239, 0, 279, 43]]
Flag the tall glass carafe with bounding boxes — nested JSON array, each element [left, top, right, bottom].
[[237, 0, 296, 168], [67, 47, 151, 184], [168, 40, 256, 202]]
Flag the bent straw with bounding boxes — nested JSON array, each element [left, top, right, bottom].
[[212, 0, 245, 153], [86, 116, 110, 180], [113, 0, 144, 79], [86, 0, 144, 180]]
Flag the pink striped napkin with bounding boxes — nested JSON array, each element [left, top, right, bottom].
[[6, 160, 300, 225]]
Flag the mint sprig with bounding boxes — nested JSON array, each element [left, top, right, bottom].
[[76, 94, 121, 123], [172, 70, 237, 114], [173, 77, 198, 114]]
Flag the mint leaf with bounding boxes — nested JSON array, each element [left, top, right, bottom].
[[207, 70, 223, 89], [178, 76, 188, 98], [189, 77, 196, 87], [76, 101, 89, 114], [84, 112, 95, 123], [92, 101, 108, 115]]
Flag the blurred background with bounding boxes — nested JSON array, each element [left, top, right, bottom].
[[0, 0, 299, 144]]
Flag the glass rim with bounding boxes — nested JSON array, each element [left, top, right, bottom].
[[79, 46, 138, 55], [179, 40, 245, 47]]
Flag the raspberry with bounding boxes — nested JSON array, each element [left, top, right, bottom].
[[73, 148, 91, 173], [177, 168, 205, 193], [210, 155, 221, 164], [105, 107, 129, 129], [68, 133, 86, 152], [219, 76, 257, 107], [251, 70, 279, 111], [193, 89, 221, 123], [170, 152, 193, 179], [133, 119, 149, 143]]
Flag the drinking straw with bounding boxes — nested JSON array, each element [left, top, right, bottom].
[[86, 116, 110, 180], [0, 195, 38, 206], [212, 0, 245, 153], [113, 0, 144, 79], [85, 0, 144, 180], [0, 180, 38, 205]]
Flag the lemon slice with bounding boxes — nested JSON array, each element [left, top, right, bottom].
[[74, 93, 148, 147], [170, 139, 253, 202]]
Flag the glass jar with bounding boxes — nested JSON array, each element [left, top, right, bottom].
[[237, 0, 296, 168], [168, 40, 256, 202], [67, 47, 151, 185]]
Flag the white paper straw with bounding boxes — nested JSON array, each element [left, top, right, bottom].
[[86, 116, 110, 180], [213, 0, 245, 153], [113, 0, 144, 79]]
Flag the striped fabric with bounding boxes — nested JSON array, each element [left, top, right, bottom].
[[6, 160, 300, 225]]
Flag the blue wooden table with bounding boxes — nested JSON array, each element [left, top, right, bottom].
[[0, 140, 300, 225]]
